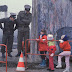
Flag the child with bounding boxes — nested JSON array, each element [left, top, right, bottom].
[[36, 29, 47, 66], [56, 35, 71, 72], [47, 34, 56, 71]]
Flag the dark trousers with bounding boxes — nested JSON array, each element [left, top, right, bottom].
[[17, 28, 29, 53], [40, 51, 47, 60], [1, 34, 13, 54]]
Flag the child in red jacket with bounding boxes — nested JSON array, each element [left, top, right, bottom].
[[56, 35, 71, 72], [47, 34, 56, 71], [36, 29, 47, 67]]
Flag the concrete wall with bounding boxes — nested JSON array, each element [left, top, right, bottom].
[[37, 0, 72, 35], [30, 0, 72, 62]]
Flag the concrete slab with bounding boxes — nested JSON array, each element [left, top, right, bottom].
[[0, 67, 72, 72]]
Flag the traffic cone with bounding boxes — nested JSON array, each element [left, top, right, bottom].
[[16, 52, 25, 72]]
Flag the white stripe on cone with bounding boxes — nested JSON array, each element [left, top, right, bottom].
[[16, 67, 25, 71], [19, 57, 24, 62]]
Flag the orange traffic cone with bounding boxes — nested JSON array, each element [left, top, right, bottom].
[[16, 52, 25, 72]]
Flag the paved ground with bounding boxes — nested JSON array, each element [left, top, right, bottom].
[[0, 48, 72, 72], [0, 67, 72, 72]]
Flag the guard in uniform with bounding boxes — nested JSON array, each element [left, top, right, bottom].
[[0, 13, 18, 58], [15, 5, 32, 57]]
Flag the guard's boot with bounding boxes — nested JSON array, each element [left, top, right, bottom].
[[40, 59, 46, 67], [15, 52, 21, 57], [56, 63, 62, 68], [63, 68, 69, 72], [8, 53, 12, 57], [2, 53, 5, 58]]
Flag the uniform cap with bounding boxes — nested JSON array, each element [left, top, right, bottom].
[[10, 13, 16, 19], [10, 13, 16, 16], [24, 5, 31, 9]]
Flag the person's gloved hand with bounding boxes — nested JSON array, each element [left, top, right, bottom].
[[50, 53, 54, 57], [42, 39, 46, 41], [59, 40, 64, 43]]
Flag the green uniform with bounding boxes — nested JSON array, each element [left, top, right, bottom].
[[0, 18, 17, 54], [17, 11, 32, 53]]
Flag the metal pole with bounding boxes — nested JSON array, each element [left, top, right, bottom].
[[0, 44, 7, 72]]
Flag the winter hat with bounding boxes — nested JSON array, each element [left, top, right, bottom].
[[41, 29, 47, 35], [47, 34, 53, 40], [61, 35, 68, 41]]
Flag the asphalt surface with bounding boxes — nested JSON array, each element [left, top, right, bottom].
[[0, 67, 72, 72], [0, 49, 72, 72]]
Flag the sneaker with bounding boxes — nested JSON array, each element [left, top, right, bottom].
[[63, 68, 69, 72], [39, 61, 43, 66], [8, 53, 12, 57], [47, 68, 54, 71], [2, 53, 5, 58], [56, 64, 62, 69], [40, 63, 46, 67], [40, 60, 46, 67]]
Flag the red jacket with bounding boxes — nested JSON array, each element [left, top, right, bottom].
[[47, 45, 56, 54], [37, 35, 47, 51], [59, 41, 71, 51]]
